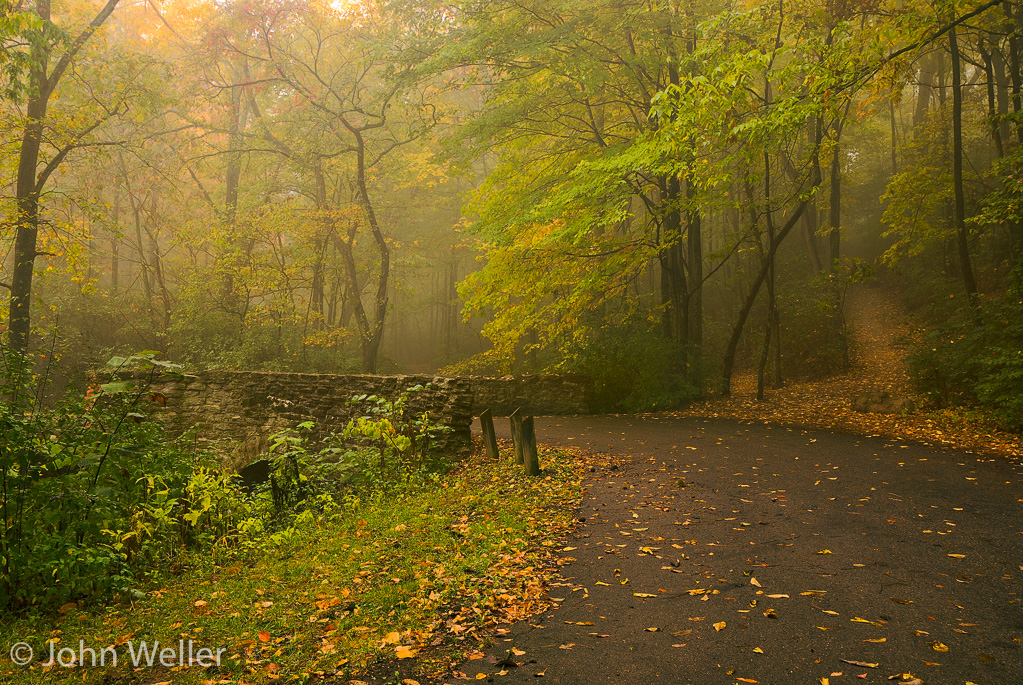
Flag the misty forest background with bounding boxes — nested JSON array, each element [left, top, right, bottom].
[[1, 0, 1020, 423]]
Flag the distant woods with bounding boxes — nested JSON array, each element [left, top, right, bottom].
[[1, 0, 1019, 419]]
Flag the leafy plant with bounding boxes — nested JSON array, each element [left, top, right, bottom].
[[0, 351, 234, 612], [903, 272, 1022, 429]]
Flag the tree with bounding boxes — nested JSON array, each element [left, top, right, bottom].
[[4, 0, 122, 354]]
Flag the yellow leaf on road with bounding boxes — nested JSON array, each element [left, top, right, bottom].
[[395, 646, 417, 659], [851, 617, 883, 626], [713, 621, 726, 631]]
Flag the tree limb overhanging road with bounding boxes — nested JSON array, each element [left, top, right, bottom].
[[459, 415, 1022, 685]]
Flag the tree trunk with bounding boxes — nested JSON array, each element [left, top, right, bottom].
[[990, 44, 1012, 149], [828, 143, 842, 272], [757, 152, 777, 401], [686, 197, 702, 375], [722, 199, 812, 395], [913, 52, 937, 131], [6, 0, 122, 353], [979, 43, 1005, 158], [8, 68, 49, 354], [352, 131, 389, 373], [948, 22, 981, 316], [1003, 1, 1022, 146]]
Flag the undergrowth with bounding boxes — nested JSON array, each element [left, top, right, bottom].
[[0, 447, 584, 684]]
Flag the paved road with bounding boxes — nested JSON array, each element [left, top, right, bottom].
[[459, 415, 1022, 685]]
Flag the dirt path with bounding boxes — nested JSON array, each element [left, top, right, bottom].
[[678, 285, 1019, 459]]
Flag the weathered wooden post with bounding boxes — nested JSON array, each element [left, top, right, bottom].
[[479, 408, 499, 460], [521, 414, 540, 476], [509, 407, 524, 464]]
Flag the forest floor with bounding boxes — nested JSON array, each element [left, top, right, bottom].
[[671, 284, 1020, 459]]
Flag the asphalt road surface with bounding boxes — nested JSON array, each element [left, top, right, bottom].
[[458, 415, 1022, 685]]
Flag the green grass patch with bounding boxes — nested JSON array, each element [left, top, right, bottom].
[[0, 448, 584, 684]]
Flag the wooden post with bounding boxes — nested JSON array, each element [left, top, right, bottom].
[[480, 408, 499, 460], [521, 414, 540, 476], [509, 408, 524, 464]]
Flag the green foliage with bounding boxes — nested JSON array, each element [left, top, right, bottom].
[[0, 5, 44, 102], [777, 275, 851, 380], [251, 385, 452, 519], [903, 274, 1022, 428], [563, 316, 700, 413], [0, 353, 208, 611]]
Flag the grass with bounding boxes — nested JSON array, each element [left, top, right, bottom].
[[0, 447, 585, 684]]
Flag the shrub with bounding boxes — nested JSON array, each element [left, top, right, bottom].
[[777, 270, 858, 380], [0, 353, 248, 612], [255, 385, 454, 511], [903, 280, 1022, 429], [563, 316, 700, 413]]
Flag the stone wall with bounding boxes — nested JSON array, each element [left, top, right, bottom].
[[469, 374, 591, 416], [118, 371, 590, 466], [140, 371, 473, 465]]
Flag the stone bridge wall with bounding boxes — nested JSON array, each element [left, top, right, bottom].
[[126, 371, 589, 466], [142, 371, 473, 465], [468, 374, 591, 416]]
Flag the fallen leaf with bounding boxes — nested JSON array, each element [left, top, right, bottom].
[[562, 546, 577, 551], [381, 631, 401, 645], [634, 593, 657, 598], [753, 647, 764, 654], [817, 549, 833, 555], [947, 554, 966, 559], [767, 594, 789, 598], [534, 669, 546, 677], [475, 674, 487, 680], [595, 581, 611, 586], [258, 631, 270, 643], [736, 679, 758, 684], [823, 610, 840, 616], [750, 577, 762, 587], [512, 648, 526, 656], [864, 638, 887, 643], [851, 617, 884, 627], [820, 679, 830, 685], [194, 600, 208, 608], [396, 646, 417, 659], [713, 621, 726, 631], [645, 627, 660, 632], [931, 642, 949, 652], [840, 659, 879, 668]]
